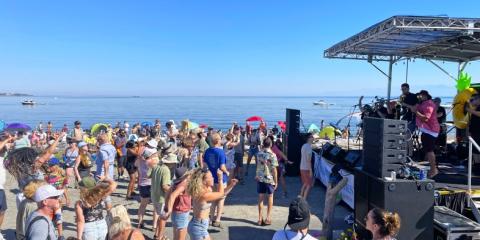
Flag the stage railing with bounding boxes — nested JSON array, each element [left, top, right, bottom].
[[468, 136, 480, 194]]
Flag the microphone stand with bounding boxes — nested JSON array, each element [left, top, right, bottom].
[[346, 104, 358, 151]]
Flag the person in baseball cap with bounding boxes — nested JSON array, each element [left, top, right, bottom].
[[272, 197, 316, 240]]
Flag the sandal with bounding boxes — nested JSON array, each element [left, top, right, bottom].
[[257, 219, 263, 226], [264, 219, 272, 226], [212, 221, 223, 229]]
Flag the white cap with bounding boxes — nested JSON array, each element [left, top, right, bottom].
[[78, 141, 87, 148], [34, 185, 64, 202], [143, 148, 157, 159], [146, 139, 158, 149]]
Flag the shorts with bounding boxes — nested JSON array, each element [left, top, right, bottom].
[[83, 219, 108, 240], [124, 161, 137, 175], [0, 190, 6, 212], [153, 202, 165, 215], [277, 162, 286, 176], [234, 153, 244, 167], [300, 170, 313, 187], [248, 147, 259, 157], [116, 156, 126, 168], [257, 182, 275, 194], [187, 218, 209, 240], [172, 211, 190, 229], [139, 185, 151, 199], [421, 133, 437, 153]]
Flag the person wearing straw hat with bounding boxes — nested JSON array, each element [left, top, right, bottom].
[[272, 197, 316, 240], [161, 142, 179, 180], [162, 167, 192, 240]]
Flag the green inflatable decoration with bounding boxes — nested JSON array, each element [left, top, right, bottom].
[[456, 71, 472, 92]]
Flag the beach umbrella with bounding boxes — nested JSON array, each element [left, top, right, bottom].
[[246, 116, 263, 122], [0, 120, 4, 131], [90, 123, 108, 135], [199, 123, 208, 129], [308, 124, 320, 133], [277, 121, 286, 131], [4, 123, 32, 132], [141, 121, 153, 127], [188, 121, 200, 129]]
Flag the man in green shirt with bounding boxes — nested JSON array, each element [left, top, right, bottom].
[[150, 157, 171, 239]]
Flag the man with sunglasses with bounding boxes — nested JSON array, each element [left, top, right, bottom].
[[25, 184, 63, 240]]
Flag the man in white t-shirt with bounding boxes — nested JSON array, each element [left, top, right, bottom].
[[300, 134, 314, 200], [272, 197, 316, 240]]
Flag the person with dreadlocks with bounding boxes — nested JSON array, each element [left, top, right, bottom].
[[5, 132, 65, 207]]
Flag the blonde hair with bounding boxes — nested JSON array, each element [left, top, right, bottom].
[[80, 182, 112, 207], [371, 208, 401, 237], [211, 133, 221, 145], [107, 204, 132, 239], [187, 168, 209, 198], [23, 180, 47, 200]]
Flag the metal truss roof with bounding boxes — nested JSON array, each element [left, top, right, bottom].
[[324, 15, 480, 62]]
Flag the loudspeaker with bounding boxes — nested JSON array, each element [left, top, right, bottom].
[[354, 169, 434, 240], [284, 133, 309, 176], [286, 108, 300, 135], [363, 118, 408, 178]]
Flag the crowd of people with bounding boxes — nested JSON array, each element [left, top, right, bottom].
[[0, 117, 356, 240]]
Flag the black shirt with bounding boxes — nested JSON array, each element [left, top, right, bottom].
[[401, 92, 418, 122], [470, 106, 480, 136], [437, 106, 446, 124]]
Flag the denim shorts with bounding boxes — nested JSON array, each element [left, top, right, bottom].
[[248, 146, 259, 157], [188, 218, 209, 240], [83, 219, 108, 240], [139, 185, 151, 198], [257, 181, 275, 194], [172, 211, 190, 229]]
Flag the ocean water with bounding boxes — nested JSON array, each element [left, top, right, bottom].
[[0, 96, 454, 133]]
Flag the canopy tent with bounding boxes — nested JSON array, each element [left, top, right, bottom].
[[308, 123, 321, 133], [324, 15, 480, 100], [90, 123, 108, 135]]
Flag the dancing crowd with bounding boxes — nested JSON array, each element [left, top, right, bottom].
[[0, 118, 341, 240]]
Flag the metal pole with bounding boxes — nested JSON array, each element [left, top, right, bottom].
[[387, 56, 393, 102], [469, 139, 473, 194]]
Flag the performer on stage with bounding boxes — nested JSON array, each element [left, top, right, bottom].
[[406, 90, 440, 177], [467, 94, 480, 163], [399, 83, 418, 132]]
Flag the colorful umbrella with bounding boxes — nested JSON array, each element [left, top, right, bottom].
[[141, 121, 153, 127], [199, 123, 208, 129], [188, 121, 200, 129], [4, 123, 32, 132], [90, 123, 108, 135], [277, 121, 286, 131], [308, 124, 320, 133], [246, 116, 264, 122]]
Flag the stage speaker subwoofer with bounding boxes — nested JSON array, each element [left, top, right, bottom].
[[354, 169, 434, 240]]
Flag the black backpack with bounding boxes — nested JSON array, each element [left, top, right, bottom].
[[25, 215, 51, 240]]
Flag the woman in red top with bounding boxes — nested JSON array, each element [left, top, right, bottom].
[[162, 167, 192, 240], [268, 136, 293, 198]]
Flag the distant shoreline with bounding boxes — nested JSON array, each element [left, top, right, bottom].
[[0, 93, 32, 97]]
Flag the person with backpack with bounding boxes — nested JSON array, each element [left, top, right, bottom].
[[25, 184, 64, 240]]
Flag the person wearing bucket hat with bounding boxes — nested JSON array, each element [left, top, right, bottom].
[[161, 142, 179, 180], [272, 197, 316, 240], [150, 148, 171, 239], [25, 184, 64, 240], [162, 167, 192, 240]]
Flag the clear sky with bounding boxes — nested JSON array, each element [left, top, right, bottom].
[[1, 1, 479, 97]]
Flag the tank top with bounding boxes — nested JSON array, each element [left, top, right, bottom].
[[81, 201, 104, 223], [78, 153, 92, 171], [65, 148, 79, 166], [173, 180, 192, 213]]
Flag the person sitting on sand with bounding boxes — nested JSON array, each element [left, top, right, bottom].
[[272, 197, 316, 240]]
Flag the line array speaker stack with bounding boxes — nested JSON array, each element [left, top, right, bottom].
[[285, 109, 301, 176], [362, 118, 408, 178]]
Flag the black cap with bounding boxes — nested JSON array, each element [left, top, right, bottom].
[[74, 120, 81, 125], [287, 197, 310, 230]]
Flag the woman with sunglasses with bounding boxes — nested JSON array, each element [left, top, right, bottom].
[[187, 168, 238, 240]]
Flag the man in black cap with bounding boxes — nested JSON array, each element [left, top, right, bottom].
[[272, 197, 316, 240]]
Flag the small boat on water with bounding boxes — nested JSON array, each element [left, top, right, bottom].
[[21, 99, 36, 105], [313, 100, 334, 106]]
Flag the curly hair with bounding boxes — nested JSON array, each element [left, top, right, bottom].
[[23, 180, 46, 200], [187, 168, 209, 198], [80, 182, 112, 207], [5, 147, 39, 181]]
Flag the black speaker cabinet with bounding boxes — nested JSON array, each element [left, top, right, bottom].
[[286, 108, 300, 135], [354, 169, 434, 240], [363, 117, 408, 135], [284, 133, 309, 177]]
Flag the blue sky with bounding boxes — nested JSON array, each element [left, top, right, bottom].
[[1, 1, 479, 97]]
